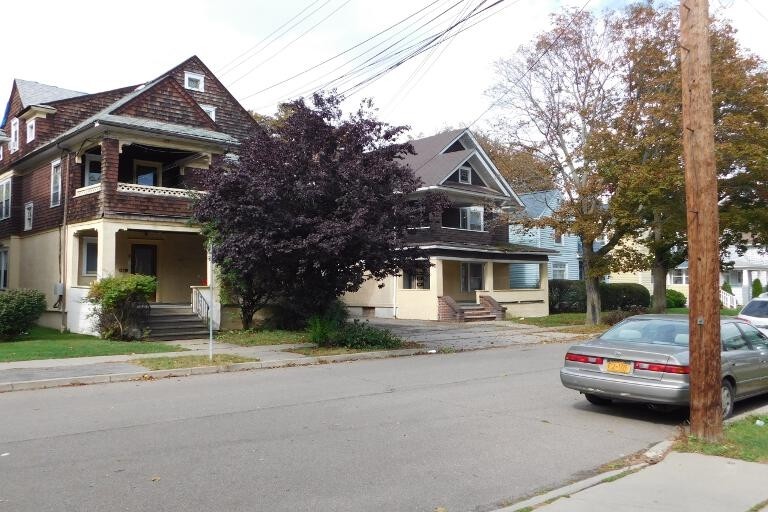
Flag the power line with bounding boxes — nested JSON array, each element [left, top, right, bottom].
[[218, 0, 328, 76], [238, 0, 446, 101], [337, 0, 506, 97], [410, 0, 594, 176], [743, 0, 768, 24], [229, 0, 356, 86], [249, 0, 465, 109]]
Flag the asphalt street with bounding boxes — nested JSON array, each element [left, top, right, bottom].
[[1, 343, 684, 512]]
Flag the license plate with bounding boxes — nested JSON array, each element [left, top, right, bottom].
[[606, 360, 632, 374]]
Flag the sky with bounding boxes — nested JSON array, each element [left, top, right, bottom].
[[2, 0, 768, 136]]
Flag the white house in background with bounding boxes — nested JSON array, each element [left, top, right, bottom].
[[612, 245, 768, 307], [508, 190, 580, 281]]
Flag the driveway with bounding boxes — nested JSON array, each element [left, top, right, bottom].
[[367, 318, 587, 351]]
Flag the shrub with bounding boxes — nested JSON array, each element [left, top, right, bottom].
[[600, 283, 651, 311], [666, 289, 687, 308], [752, 279, 764, 299], [602, 306, 648, 326], [308, 315, 338, 345], [0, 289, 47, 341], [548, 279, 586, 313], [86, 275, 156, 340], [722, 282, 733, 294], [329, 320, 403, 350]]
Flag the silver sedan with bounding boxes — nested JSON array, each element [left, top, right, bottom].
[[560, 315, 768, 417]]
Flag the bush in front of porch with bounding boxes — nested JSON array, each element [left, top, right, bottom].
[[86, 275, 157, 340], [0, 289, 47, 341], [306, 302, 405, 351]]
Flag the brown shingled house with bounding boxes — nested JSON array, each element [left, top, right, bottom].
[[0, 56, 257, 337], [343, 129, 553, 321]]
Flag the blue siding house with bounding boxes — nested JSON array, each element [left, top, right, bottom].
[[509, 190, 581, 282]]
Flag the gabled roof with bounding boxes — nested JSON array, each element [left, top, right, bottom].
[[519, 190, 561, 218], [401, 129, 465, 185], [15, 79, 86, 107]]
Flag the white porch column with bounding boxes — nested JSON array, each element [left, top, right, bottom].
[[96, 222, 119, 279], [207, 247, 221, 330], [431, 258, 443, 297], [483, 261, 494, 292], [743, 269, 750, 302], [539, 261, 549, 288]]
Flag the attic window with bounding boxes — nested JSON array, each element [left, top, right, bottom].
[[26, 119, 36, 143], [184, 71, 205, 92], [445, 140, 465, 153], [9, 118, 19, 153], [458, 165, 471, 184], [200, 104, 216, 121]]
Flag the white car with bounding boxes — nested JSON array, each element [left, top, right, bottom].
[[737, 296, 768, 336]]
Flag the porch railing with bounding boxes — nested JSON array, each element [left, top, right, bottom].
[[191, 286, 211, 326], [117, 182, 205, 198], [720, 289, 738, 309]]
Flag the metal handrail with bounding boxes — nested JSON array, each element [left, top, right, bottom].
[[191, 287, 210, 326]]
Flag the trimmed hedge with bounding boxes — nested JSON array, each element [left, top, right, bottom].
[[86, 275, 156, 340], [548, 280, 651, 313], [0, 289, 47, 341], [666, 289, 687, 308]]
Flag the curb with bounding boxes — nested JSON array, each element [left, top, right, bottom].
[[0, 348, 427, 393], [494, 439, 673, 511]]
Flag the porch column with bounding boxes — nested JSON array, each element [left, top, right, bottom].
[[539, 261, 549, 288], [743, 269, 750, 301], [483, 261, 494, 292], [100, 138, 120, 212], [96, 222, 119, 279], [431, 258, 443, 297]]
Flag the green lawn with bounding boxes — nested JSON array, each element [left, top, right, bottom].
[[216, 329, 308, 346], [676, 415, 768, 462], [136, 354, 256, 370], [0, 326, 183, 362], [667, 307, 740, 316]]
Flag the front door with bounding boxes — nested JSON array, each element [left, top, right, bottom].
[[460, 262, 484, 293], [131, 244, 157, 301]]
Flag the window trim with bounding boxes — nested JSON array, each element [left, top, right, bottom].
[[458, 165, 471, 184], [0, 179, 11, 220], [670, 268, 688, 285], [552, 262, 567, 280], [84, 153, 103, 187], [26, 119, 36, 143], [184, 71, 205, 92], [82, 237, 98, 277], [200, 104, 216, 121], [10, 118, 19, 153], [459, 206, 484, 231], [0, 247, 7, 289], [133, 159, 163, 187], [0, 144, 4, 161], [23, 201, 33, 231], [50, 159, 62, 207]]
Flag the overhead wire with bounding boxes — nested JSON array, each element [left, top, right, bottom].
[[237, 0, 446, 101], [229, 0, 357, 86], [218, 0, 329, 76]]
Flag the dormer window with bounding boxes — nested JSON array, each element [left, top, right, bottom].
[[9, 118, 19, 153], [26, 119, 35, 143], [200, 104, 216, 121], [184, 71, 205, 92], [458, 165, 471, 184]]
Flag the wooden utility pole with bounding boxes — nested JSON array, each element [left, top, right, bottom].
[[680, 0, 722, 441]]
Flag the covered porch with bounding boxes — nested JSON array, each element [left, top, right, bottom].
[[64, 219, 214, 334]]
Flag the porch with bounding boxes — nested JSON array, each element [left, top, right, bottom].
[[64, 219, 213, 334]]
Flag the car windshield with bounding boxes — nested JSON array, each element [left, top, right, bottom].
[[741, 300, 768, 318], [600, 318, 689, 346]]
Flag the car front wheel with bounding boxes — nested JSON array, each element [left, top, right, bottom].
[[584, 393, 612, 406], [721, 380, 735, 419]]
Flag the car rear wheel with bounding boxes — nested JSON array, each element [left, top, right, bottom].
[[721, 380, 735, 419], [584, 393, 612, 406]]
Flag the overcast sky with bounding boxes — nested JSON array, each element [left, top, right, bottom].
[[2, 0, 767, 135]]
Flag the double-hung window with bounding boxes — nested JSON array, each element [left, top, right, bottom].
[[0, 248, 7, 289], [84, 154, 102, 186], [670, 269, 688, 285], [458, 165, 471, 184], [26, 119, 36, 143], [9, 118, 19, 153], [0, 179, 10, 220], [82, 237, 98, 276], [24, 202, 33, 231], [459, 206, 483, 231], [50, 159, 62, 206], [552, 262, 567, 280]]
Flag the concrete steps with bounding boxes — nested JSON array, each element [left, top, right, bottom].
[[457, 303, 497, 322], [147, 304, 211, 341]]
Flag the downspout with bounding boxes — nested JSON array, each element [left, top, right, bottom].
[[58, 147, 70, 332]]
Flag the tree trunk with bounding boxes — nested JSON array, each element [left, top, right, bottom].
[[651, 256, 668, 313], [582, 241, 602, 325]]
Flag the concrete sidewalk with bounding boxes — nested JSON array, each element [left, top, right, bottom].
[[501, 414, 768, 512]]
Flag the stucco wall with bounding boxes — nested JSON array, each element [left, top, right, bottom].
[[396, 289, 439, 320], [342, 275, 395, 308], [442, 260, 475, 302], [18, 228, 60, 308]]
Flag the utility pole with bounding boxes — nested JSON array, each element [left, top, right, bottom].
[[680, 0, 722, 441]]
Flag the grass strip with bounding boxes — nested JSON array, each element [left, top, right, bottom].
[[135, 354, 257, 370]]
